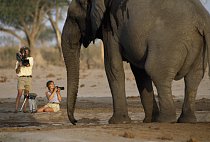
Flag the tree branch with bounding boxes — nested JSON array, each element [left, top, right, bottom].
[[0, 26, 27, 45]]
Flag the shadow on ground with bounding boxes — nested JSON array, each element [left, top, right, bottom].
[[0, 96, 210, 129]]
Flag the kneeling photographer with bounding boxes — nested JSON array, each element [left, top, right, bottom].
[[15, 46, 33, 113], [37, 80, 63, 113]]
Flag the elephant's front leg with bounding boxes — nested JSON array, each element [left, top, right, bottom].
[[103, 33, 131, 124]]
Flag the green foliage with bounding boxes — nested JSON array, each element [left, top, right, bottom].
[[0, 0, 68, 50], [0, 0, 67, 28], [0, 0, 37, 28], [38, 27, 55, 41]]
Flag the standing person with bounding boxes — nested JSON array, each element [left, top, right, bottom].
[[15, 46, 33, 113], [37, 80, 62, 112]]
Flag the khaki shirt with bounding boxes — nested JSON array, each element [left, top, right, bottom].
[[15, 57, 33, 77]]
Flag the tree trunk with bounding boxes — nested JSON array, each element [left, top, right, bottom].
[[55, 27, 63, 59], [29, 37, 46, 67], [48, 11, 63, 60]]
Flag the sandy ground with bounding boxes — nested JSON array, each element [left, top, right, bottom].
[[0, 66, 210, 142]]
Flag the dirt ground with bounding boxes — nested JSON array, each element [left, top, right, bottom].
[[0, 66, 210, 142]]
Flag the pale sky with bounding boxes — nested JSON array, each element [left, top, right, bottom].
[[201, 0, 210, 12]]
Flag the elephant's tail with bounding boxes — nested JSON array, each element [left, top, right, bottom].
[[204, 28, 210, 77], [199, 4, 210, 77], [204, 31, 210, 77], [203, 11, 210, 77], [194, 0, 210, 77], [204, 30, 210, 77]]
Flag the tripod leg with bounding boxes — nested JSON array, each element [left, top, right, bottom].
[[20, 98, 27, 112]]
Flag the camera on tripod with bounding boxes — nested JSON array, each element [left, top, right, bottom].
[[56, 86, 65, 90], [16, 47, 29, 66]]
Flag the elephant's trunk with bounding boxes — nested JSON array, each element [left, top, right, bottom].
[[62, 45, 80, 125], [61, 16, 81, 125], [66, 48, 80, 125]]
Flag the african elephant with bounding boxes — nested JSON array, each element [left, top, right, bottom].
[[61, 0, 210, 125]]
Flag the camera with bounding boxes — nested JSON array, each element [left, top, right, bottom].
[[16, 47, 29, 66], [56, 86, 65, 90], [16, 53, 29, 66]]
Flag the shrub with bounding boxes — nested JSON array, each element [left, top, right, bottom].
[[0, 43, 107, 69]]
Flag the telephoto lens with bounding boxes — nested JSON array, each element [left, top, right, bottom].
[[56, 86, 64, 90]]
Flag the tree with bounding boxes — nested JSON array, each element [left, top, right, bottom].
[[47, 0, 68, 58], [0, 0, 67, 64], [38, 27, 55, 47], [0, 0, 49, 66]]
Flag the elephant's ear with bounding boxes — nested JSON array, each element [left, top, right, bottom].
[[90, 0, 106, 37]]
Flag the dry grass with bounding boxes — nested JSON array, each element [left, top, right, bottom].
[[0, 76, 7, 83], [119, 131, 135, 138], [46, 73, 56, 78], [187, 138, 198, 142], [0, 47, 17, 68]]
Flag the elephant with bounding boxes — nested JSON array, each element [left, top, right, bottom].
[[61, 0, 210, 125]]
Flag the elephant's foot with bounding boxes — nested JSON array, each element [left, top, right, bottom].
[[70, 118, 78, 125], [143, 115, 159, 123], [157, 112, 176, 123], [143, 117, 152, 123], [151, 115, 159, 122], [143, 108, 159, 123], [108, 114, 131, 124], [151, 107, 160, 122], [68, 113, 78, 125], [177, 113, 197, 123], [143, 115, 157, 123]]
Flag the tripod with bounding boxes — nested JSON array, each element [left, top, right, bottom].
[[19, 93, 37, 112]]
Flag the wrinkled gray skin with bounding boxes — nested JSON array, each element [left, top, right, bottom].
[[61, 0, 210, 125]]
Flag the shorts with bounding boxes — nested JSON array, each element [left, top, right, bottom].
[[17, 77, 32, 91], [44, 103, 60, 112]]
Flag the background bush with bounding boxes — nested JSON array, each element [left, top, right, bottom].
[[0, 43, 131, 69], [0, 44, 104, 69], [0, 47, 17, 68]]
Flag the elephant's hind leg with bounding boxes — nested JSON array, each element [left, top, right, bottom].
[[145, 57, 177, 122], [177, 78, 198, 123], [130, 65, 159, 122], [153, 80, 177, 122], [178, 53, 207, 123]]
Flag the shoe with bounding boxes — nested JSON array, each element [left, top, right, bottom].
[[31, 110, 37, 113], [14, 110, 18, 113], [23, 110, 29, 113]]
